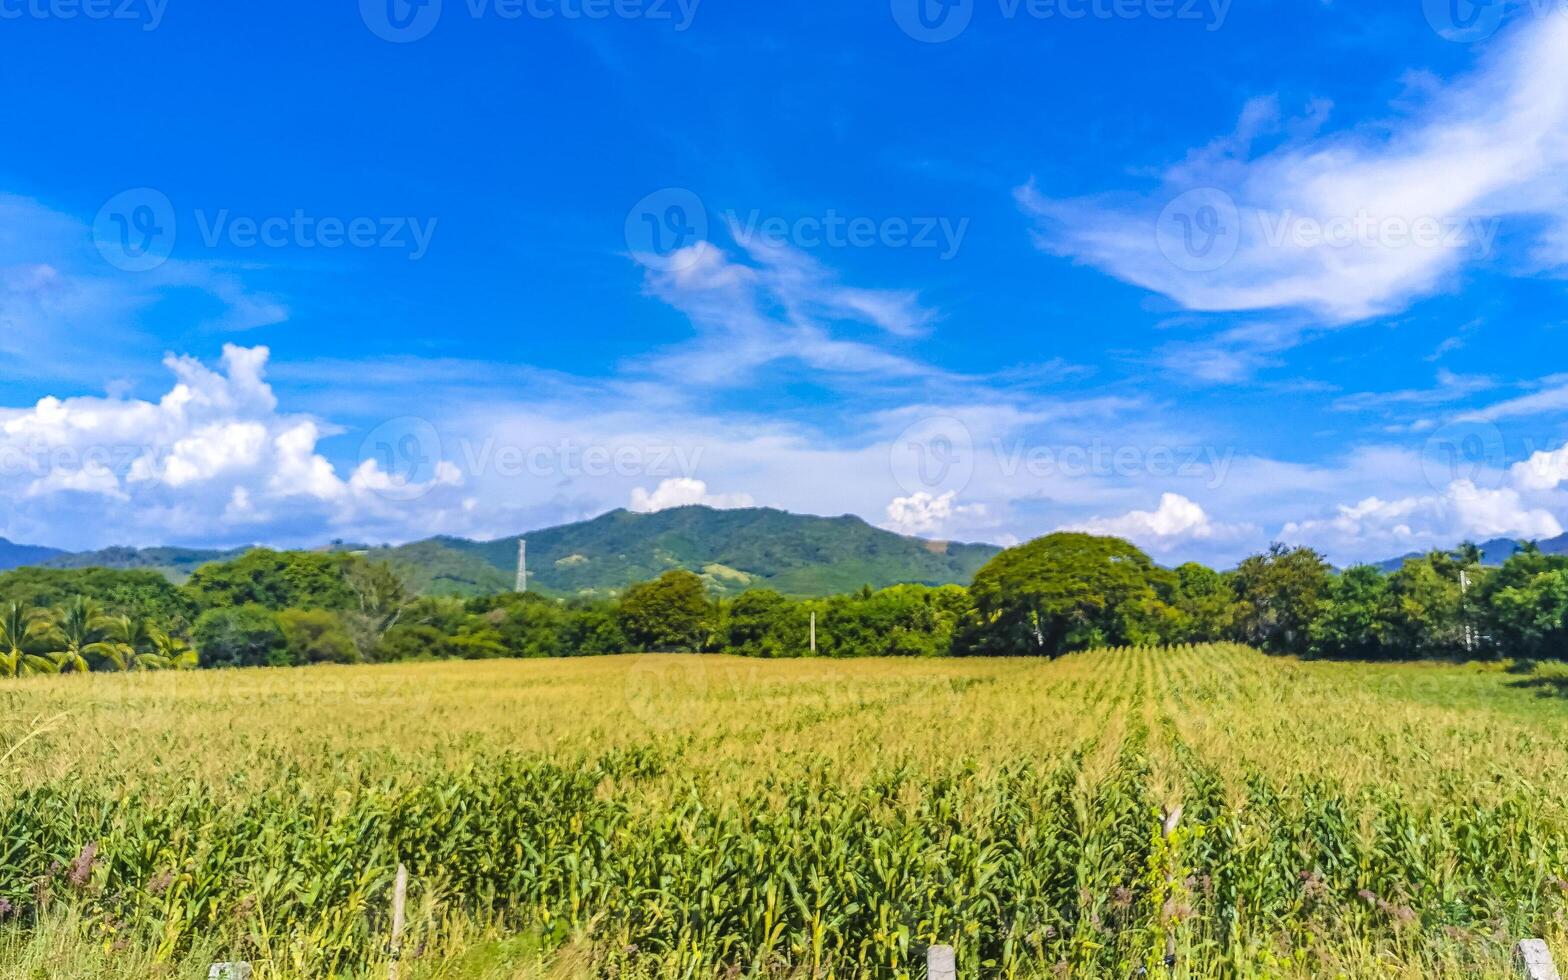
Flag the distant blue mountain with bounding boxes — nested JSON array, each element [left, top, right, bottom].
[[0, 538, 66, 571], [1375, 534, 1568, 574]]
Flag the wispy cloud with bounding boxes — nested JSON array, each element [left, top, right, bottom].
[[1018, 17, 1568, 326]]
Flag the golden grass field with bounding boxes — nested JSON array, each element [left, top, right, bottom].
[[4, 646, 1568, 978]]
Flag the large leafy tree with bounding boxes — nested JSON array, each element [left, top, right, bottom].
[[722, 589, 807, 659], [958, 532, 1173, 657], [1230, 544, 1333, 655], [1309, 565, 1391, 660], [185, 550, 358, 611], [618, 570, 714, 653], [192, 605, 290, 668]]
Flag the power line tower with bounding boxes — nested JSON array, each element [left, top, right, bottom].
[[515, 539, 528, 593]]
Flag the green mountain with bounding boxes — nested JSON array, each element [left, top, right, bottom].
[[0, 538, 65, 572], [389, 506, 1001, 598], [39, 546, 246, 583], [8, 506, 1001, 598]]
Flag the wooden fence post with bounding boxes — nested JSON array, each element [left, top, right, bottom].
[[388, 863, 409, 980], [1516, 940, 1562, 980], [927, 944, 957, 980]]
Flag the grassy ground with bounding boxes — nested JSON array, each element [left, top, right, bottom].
[[3, 648, 1568, 977]]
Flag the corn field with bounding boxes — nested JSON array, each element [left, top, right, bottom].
[[3, 646, 1568, 978]]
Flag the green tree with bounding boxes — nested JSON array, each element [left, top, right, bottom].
[[618, 570, 714, 653], [148, 626, 199, 670], [0, 567, 196, 628], [342, 560, 414, 658], [193, 605, 290, 668], [97, 614, 178, 671], [0, 601, 55, 677], [556, 600, 627, 657], [1309, 565, 1391, 659], [1230, 544, 1333, 655], [1384, 555, 1467, 658], [723, 589, 804, 658], [1168, 563, 1241, 643], [43, 597, 116, 674], [958, 533, 1173, 657], [1487, 564, 1568, 659], [277, 609, 360, 665], [185, 550, 356, 611]]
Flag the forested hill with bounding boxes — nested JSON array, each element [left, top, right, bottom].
[[0, 538, 65, 572], [4, 507, 1001, 598], [1375, 534, 1568, 573], [390, 506, 1001, 598]]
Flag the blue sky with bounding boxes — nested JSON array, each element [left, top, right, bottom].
[[1, 0, 1566, 565]]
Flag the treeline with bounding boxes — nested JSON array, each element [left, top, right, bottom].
[[0, 531, 1563, 675]]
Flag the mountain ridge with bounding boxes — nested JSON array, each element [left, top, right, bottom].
[[4, 506, 1001, 598]]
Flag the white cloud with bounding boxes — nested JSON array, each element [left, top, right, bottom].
[[1281, 480, 1563, 556], [1066, 493, 1255, 554], [885, 491, 987, 535], [635, 238, 939, 386], [0, 345, 463, 548], [628, 478, 755, 514], [1514, 443, 1568, 491], [1019, 17, 1568, 327]]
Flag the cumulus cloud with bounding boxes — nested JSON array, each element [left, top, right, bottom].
[[1513, 443, 1568, 492], [1066, 493, 1255, 554], [1281, 481, 1563, 557], [628, 478, 755, 514], [0, 345, 462, 549], [885, 491, 988, 536], [1019, 17, 1568, 327]]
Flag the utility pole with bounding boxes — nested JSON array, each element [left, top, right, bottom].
[[1460, 568, 1474, 654], [810, 611, 816, 654], [516, 539, 528, 593]]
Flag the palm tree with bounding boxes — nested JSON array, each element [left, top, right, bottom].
[[149, 627, 199, 670], [98, 615, 173, 671], [44, 598, 114, 674], [0, 602, 56, 678]]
